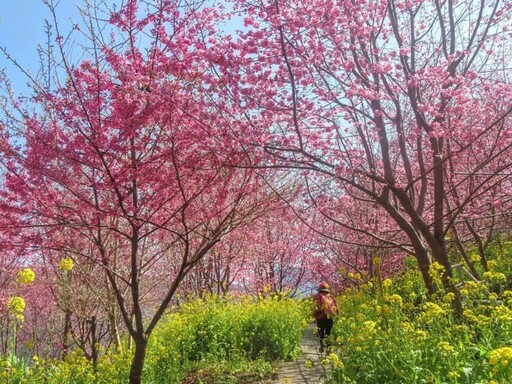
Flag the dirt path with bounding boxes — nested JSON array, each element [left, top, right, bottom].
[[272, 324, 328, 384]]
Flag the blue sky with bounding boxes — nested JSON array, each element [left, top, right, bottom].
[[0, 2, 55, 70], [0, 1, 240, 96], [0, 1, 117, 95]]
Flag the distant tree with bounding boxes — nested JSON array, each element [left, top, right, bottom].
[[234, 205, 320, 296]]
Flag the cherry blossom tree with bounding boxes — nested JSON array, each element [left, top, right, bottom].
[[232, 204, 320, 296], [180, 224, 259, 296], [296, 175, 410, 282], [0, 1, 271, 382], [179, 190, 323, 297], [444, 131, 512, 276], [221, 0, 512, 316]]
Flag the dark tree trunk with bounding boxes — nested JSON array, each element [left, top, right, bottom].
[[62, 309, 72, 359], [431, 240, 464, 320], [129, 335, 148, 384], [89, 316, 98, 369], [414, 246, 435, 296]]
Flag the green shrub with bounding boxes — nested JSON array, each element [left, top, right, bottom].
[[0, 293, 309, 383], [328, 246, 512, 384], [144, 294, 309, 383]]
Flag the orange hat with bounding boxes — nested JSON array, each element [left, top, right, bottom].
[[318, 282, 330, 292]]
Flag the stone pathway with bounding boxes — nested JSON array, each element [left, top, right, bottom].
[[272, 324, 328, 384]]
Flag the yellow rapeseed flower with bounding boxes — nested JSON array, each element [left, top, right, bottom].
[[483, 271, 507, 284], [400, 321, 413, 333], [7, 296, 25, 314], [429, 262, 445, 274], [476, 314, 492, 326], [487, 260, 497, 270], [6, 296, 26, 321], [447, 371, 460, 379], [415, 330, 429, 342], [59, 257, 74, 272], [388, 294, 403, 307], [420, 302, 445, 324], [328, 353, 344, 369], [494, 305, 512, 322], [437, 341, 456, 356], [361, 320, 378, 338], [16, 267, 36, 285], [469, 253, 480, 264], [429, 262, 445, 286], [489, 347, 512, 373], [460, 281, 487, 297], [463, 309, 478, 323], [443, 292, 455, 303], [502, 290, 512, 299]]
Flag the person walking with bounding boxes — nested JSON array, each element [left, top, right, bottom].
[[312, 282, 339, 353]]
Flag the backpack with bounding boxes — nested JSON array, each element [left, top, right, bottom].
[[313, 293, 338, 319]]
